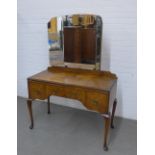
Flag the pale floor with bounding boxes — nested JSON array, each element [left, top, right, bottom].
[[17, 97, 137, 155]]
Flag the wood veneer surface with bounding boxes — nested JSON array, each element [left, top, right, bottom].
[[28, 67, 117, 91]]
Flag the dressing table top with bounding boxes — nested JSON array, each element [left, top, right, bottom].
[[28, 66, 117, 92]]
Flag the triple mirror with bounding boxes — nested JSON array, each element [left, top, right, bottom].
[[47, 14, 102, 70]]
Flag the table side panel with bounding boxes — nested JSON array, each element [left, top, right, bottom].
[[28, 80, 47, 100], [109, 82, 117, 112]]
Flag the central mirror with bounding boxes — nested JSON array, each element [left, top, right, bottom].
[[47, 14, 102, 70]]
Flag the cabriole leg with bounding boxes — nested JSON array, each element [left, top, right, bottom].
[[47, 96, 51, 114], [111, 99, 117, 129], [102, 113, 111, 151], [27, 99, 34, 129]]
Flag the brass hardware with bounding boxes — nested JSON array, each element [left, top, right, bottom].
[[91, 99, 98, 105]]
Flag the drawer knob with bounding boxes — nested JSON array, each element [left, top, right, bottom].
[[91, 99, 99, 105]]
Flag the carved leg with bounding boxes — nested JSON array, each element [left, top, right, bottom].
[[47, 96, 51, 114], [111, 99, 117, 129], [102, 113, 111, 151], [27, 99, 34, 129]]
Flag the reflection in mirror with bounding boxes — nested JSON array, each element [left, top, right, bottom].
[[48, 16, 64, 65], [47, 14, 102, 70]]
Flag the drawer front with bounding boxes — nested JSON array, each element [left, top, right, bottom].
[[65, 87, 85, 102], [86, 91, 109, 113], [29, 81, 46, 99], [46, 84, 65, 97]]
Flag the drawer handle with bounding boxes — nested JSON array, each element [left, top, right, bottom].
[[91, 99, 99, 105]]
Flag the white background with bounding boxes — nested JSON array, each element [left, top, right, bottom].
[[17, 0, 137, 120]]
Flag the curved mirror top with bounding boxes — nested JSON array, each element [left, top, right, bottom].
[[47, 14, 102, 70]]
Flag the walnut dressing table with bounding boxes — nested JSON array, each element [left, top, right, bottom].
[[27, 66, 117, 151], [27, 14, 118, 151]]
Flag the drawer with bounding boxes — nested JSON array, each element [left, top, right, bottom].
[[46, 84, 65, 97], [65, 87, 85, 103], [86, 91, 109, 113], [29, 81, 46, 100]]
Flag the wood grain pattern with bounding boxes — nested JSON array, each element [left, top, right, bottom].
[[65, 86, 85, 103], [27, 66, 117, 151], [63, 27, 97, 64], [28, 66, 117, 92], [28, 66, 117, 113], [28, 81, 46, 100], [81, 28, 96, 64], [64, 27, 82, 63], [86, 91, 109, 113], [46, 84, 65, 97]]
